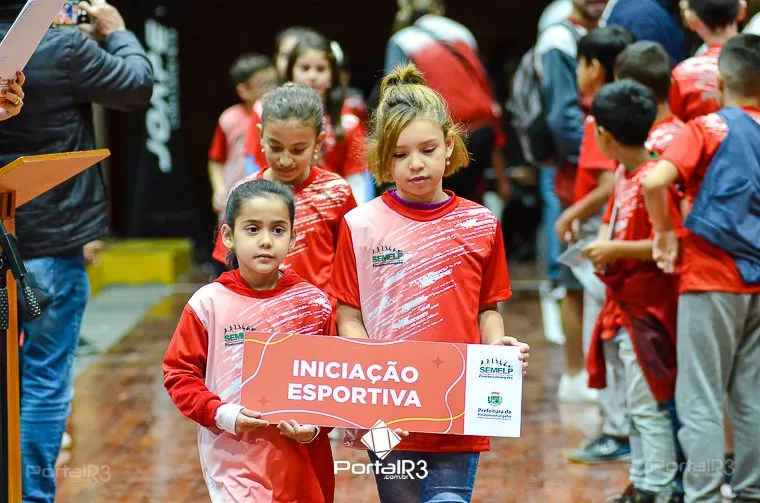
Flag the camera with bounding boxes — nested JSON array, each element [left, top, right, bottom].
[[54, 1, 90, 26]]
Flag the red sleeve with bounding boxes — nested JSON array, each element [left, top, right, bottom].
[[602, 193, 615, 225], [334, 191, 358, 249], [480, 223, 512, 307], [660, 120, 708, 186], [579, 118, 617, 173], [341, 119, 367, 178], [669, 77, 685, 122], [328, 220, 361, 308], [208, 123, 227, 163], [163, 305, 223, 429]]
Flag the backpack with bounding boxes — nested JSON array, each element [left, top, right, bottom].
[[506, 21, 581, 166]]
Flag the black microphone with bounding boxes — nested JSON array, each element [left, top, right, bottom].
[[0, 219, 40, 321]]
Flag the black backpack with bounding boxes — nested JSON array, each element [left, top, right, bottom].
[[506, 21, 581, 166]]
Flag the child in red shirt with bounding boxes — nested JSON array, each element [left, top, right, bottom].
[[330, 64, 530, 502], [212, 84, 356, 326], [643, 34, 760, 502], [208, 54, 277, 215], [670, 0, 747, 122], [164, 179, 335, 503], [244, 31, 371, 203], [582, 80, 683, 503]]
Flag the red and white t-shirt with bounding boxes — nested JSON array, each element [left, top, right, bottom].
[[208, 104, 255, 196], [670, 44, 722, 122], [599, 160, 682, 339], [646, 115, 685, 154], [330, 191, 512, 453], [212, 167, 357, 295], [243, 103, 367, 179], [660, 107, 760, 294], [163, 269, 334, 503]]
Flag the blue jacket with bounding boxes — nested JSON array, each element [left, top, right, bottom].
[[684, 107, 760, 284]]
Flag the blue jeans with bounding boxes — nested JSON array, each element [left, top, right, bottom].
[[368, 450, 480, 503], [539, 167, 562, 282], [20, 251, 89, 503]]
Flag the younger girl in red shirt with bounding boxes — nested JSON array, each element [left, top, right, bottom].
[[330, 64, 530, 502], [164, 178, 335, 502]]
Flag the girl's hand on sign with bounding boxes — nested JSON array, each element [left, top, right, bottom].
[[491, 336, 531, 375], [234, 408, 269, 433], [393, 428, 410, 438], [278, 419, 319, 443]]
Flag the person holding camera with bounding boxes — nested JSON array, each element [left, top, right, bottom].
[[0, 1, 154, 501]]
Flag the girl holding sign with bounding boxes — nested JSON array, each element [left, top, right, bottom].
[[164, 179, 335, 503], [330, 64, 531, 502]]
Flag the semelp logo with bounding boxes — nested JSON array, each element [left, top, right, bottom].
[[372, 246, 404, 268], [478, 358, 514, 380]]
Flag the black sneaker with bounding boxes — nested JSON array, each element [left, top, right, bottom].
[[628, 488, 657, 503], [567, 435, 631, 464], [607, 484, 634, 503]]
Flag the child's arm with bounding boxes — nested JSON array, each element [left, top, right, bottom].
[[642, 160, 681, 273], [556, 171, 614, 242], [208, 160, 227, 213], [583, 239, 654, 269], [336, 303, 370, 339], [478, 305, 531, 375], [163, 306, 268, 434]]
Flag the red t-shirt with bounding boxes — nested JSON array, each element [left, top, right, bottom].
[[575, 115, 686, 203], [645, 115, 685, 154], [244, 103, 367, 178], [212, 167, 357, 294], [670, 44, 722, 123], [575, 116, 617, 202], [598, 160, 683, 339], [660, 107, 760, 294], [330, 191, 512, 453]]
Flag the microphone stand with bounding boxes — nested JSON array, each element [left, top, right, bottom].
[[0, 218, 41, 502]]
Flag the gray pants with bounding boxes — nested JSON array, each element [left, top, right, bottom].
[[676, 292, 760, 503], [606, 329, 677, 494]]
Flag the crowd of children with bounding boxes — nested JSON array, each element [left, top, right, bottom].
[[161, 0, 760, 500]]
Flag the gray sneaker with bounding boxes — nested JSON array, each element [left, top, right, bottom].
[[567, 435, 631, 464]]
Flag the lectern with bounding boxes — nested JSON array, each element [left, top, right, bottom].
[[0, 149, 110, 502]]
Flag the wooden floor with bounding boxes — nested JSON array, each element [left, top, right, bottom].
[[54, 275, 630, 502]]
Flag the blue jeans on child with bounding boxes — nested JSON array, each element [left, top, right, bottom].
[[368, 450, 479, 503], [20, 251, 89, 503]]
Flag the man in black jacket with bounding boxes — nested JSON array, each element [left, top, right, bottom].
[[0, 1, 153, 501]]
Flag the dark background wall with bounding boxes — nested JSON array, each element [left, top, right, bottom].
[[107, 0, 550, 261]]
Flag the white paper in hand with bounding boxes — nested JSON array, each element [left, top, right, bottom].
[[0, 0, 66, 84]]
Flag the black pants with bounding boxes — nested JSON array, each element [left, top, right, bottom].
[[443, 125, 495, 203]]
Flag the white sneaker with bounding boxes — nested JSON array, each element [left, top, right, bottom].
[[540, 281, 566, 345], [721, 483, 736, 499], [61, 431, 72, 450], [558, 371, 599, 403]]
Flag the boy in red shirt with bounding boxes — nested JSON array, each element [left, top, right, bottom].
[[670, 0, 747, 122], [554, 26, 635, 414], [643, 34, 760, 502], [583, 80, 683, 503], [208, 54, 277, 215]]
